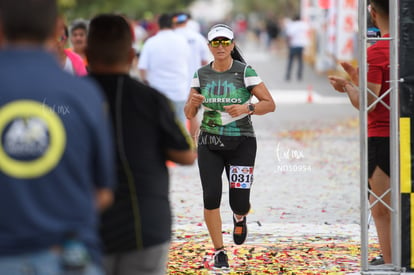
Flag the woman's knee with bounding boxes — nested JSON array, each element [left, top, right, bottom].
[[203, 195, 221, 210], [230, 200, 250, 216], [229, 188, 251, 215]]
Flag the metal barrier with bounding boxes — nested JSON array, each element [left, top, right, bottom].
[[358, 0, 402, 274]]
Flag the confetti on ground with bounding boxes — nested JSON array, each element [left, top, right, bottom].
[[167, 230, 380, 274]]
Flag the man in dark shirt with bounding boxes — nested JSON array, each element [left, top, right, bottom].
[[0, 0, 115, 274], [86, 14, 197, 275]]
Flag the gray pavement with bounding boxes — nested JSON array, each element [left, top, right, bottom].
[[241, 40, 343, 97], [168, 41, 368, 273]]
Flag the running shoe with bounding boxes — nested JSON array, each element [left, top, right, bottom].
[[233, 215, 247, 245], [213, 250, 229, 269], [370, 255, 385, 265]]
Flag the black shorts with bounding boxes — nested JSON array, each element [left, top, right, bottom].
[[368, 137, 390, 178], [197, 133, 257, 212]]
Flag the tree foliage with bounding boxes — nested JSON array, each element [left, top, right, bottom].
[[232, 0, 300, 18], [59, 0, 196, 20], [58, 0, 300, 22]]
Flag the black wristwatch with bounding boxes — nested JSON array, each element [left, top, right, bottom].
[[247, 103, 255, 115]]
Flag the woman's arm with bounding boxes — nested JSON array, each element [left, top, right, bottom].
[[184, 88, 205, 119], [250, 82, 276, 115], [223, 82, 276, 117]]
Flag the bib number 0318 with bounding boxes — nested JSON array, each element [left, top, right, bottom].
[[229, 165, 253, 189]]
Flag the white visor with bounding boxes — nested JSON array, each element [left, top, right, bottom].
[[207, 25, 234, 41]]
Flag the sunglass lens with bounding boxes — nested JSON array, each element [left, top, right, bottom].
[[222, 40, 231, 46], [210, 39, 232, 47], [210, 40, 220, 47]]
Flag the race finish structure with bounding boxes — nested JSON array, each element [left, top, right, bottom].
[[399, 0, 414, 272]]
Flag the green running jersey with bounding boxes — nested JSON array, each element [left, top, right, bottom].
[[192, 60, 261, 137]]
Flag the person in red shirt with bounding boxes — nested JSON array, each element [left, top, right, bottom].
[[328, 0, 391, 265]]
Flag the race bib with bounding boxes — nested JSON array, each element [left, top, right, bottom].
[[229, 165, 254, 189]]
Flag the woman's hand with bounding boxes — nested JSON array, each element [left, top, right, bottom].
[[223, 104, 249, 117], [189, 93, 205, 108], [185, 89, 205, 119]]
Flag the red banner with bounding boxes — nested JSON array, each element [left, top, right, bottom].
[[319, 0, 330, 9]]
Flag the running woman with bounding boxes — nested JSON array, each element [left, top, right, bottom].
[[184, 24, 276, 269]]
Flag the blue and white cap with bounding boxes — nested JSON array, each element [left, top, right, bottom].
[[207, 24, 234, 41]]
